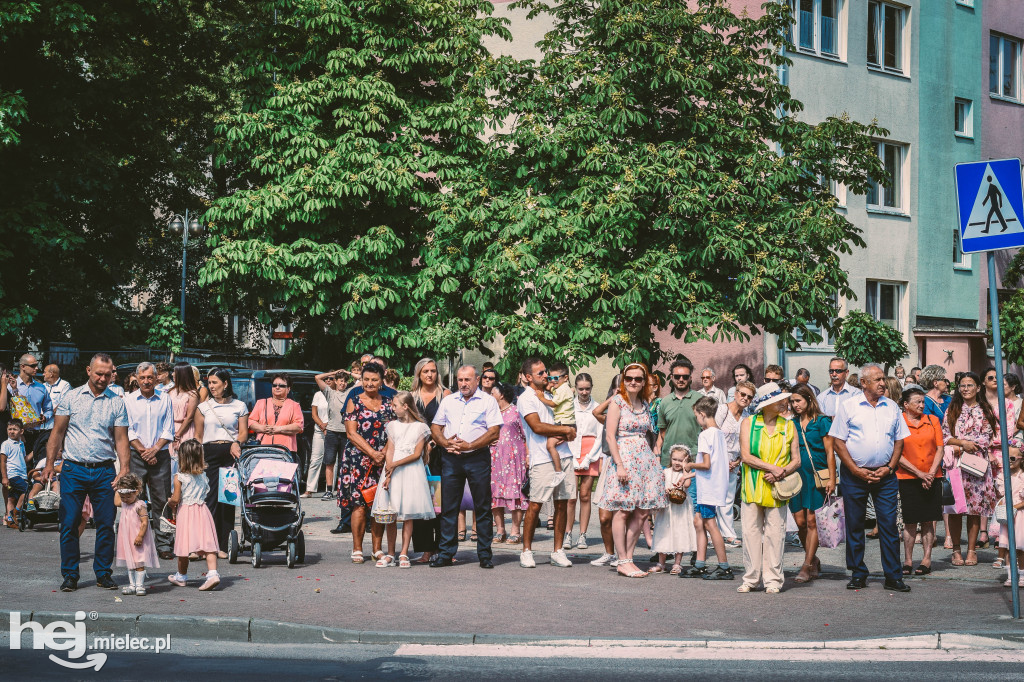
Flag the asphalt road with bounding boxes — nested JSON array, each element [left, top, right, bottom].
[[4, 497, 1024, 641]]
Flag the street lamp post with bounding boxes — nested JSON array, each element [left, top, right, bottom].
[[167, 210, 204, 353]]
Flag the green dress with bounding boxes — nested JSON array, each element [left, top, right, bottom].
[[788, 415, 832, 512]]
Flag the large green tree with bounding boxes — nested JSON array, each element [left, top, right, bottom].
[[0, 1, 250, 350], [200, 0, 513, 370], [431, 0, 888, 373]]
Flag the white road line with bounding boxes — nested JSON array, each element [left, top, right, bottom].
[[394, 644, 1024, 663]]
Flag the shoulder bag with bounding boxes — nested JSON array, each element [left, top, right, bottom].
[[799, 419, 831, 490]]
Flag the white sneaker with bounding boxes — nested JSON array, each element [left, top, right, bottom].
[[590, 552, 615, 566], [576, 533, 588, 549], [562, 535, 573, 550], [550, 550, 573, 568], [520, 550, 536, 568]]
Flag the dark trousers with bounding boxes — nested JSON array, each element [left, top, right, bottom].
[[58, 460, 116, 581], [841, 465, 902, 582], [24, 428, 50, 467], [438, 449, 493, 561], [412, 446, 442, 553], [203, 442, 236, 552], [129, 448, 173, 553]]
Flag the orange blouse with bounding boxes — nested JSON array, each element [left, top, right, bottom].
[[898, 413, 943, 480]]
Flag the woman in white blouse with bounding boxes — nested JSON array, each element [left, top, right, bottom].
[[194, 368, 249, 556], [564, 373, 604, 550]]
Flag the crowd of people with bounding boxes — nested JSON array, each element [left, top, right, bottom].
[[4, 349, 1024, 596]]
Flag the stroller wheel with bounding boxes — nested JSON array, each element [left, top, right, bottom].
[[287, 541, 296, 569], [252, 543, 262, 569], [296, 531, 305, 563], [228, 530, 239, 564], [18, 513, 27, 532]]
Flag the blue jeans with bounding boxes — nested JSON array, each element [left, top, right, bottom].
[[840, 465, 901, 583], [59, 461, 116, 581]]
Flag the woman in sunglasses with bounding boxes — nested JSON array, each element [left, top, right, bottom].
[[248, 373, 305, 457]]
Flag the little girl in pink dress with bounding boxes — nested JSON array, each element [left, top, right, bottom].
[[115, 473, 160, 596], [168, 439, 222, 591]]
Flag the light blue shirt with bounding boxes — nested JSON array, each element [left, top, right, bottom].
[[56, 384, 128, 464], [2, 439, 27, 479], [818, 383, 862, 418], [828, 394, 910, 469], [13, 377, 53, 430], [125, 390, 175, 449]]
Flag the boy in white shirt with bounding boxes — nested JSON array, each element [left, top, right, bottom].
[[2, 419, 29, 527], [682, 397, 733, 580]]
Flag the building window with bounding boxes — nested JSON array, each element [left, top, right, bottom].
[[954, 98, 973, 136], [866, 141, 905, 211], [868, 1, 906, 74], [866, 281, 903, 331], [953, 229, 971, 268], [991, 34, 1022, 101], [790, 0, 842, 58], [795, 294, 838, 349]]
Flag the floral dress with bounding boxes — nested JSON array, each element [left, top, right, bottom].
[[598, 395, 669, 511], [943, 403, 998, 517], [339, 394, 395, 510], [490, 405, 529, 511]]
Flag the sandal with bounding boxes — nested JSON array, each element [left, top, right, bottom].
[[506, 534, 521, 544], [457, 531, 466, 541], [375, 554, 395, 568], [649, 564, 665, 574], [901, 564, 913, 576], [398, 555, 411, 569], [669, 564, 683, 575], [616, 566, 648, 578], [794, 565, 813, 583], [994, 558, 1006, 569], [978, 533, 990, 550], [415, 553, 433, 564], [372, 550, 385, 561], [951, 550, 964, 566], [965, 550, 979, 566], [943, 538, 953, 550], [914, 563, 932, 575], [810, 557, 822, 578], [494, 532, 507, 544], [351, 551, 365, 564], [469, 531, 478, 541]]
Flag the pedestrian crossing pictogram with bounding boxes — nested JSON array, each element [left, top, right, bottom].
[[955, 158, 1024, 253]]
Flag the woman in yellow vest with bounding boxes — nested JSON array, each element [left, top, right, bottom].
[[738, 382, 801, 594]]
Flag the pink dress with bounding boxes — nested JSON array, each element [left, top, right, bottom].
[[173, 472, 220, 556], [168, 390, 196, 458], [116, 500, 160, 569], [490, 405, 529, 511], [943, 404, 998, 517], [998, 470, 1024, 551]]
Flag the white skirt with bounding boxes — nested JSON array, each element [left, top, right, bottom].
[[372, 463, 436, 521]]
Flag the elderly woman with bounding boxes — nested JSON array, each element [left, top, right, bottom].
[[248, 372, 305, 457], [897, 387, 944, 575], [738, 382, 800, 594], [597, 363, 667, 578], [715, 380, 756, 548], [920, 365, 951, 421], [943, 372, 999, 567], [788, 384, 835, 584]]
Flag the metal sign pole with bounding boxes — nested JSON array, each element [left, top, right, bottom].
[[988, 251, 1020, 619]]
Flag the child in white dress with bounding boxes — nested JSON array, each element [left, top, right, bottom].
[[371, 391, 435, 568], [652, 445, 697, 574]]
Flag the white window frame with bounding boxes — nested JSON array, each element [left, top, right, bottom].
[[795, 294, 838, 350], [953, 229, 972, 269], [790, 0, 845, 60], [867, 1, 908, 76], [865, 280, 905, 334], [954, 98, 973, 137], [990, 33, 1023, 102], [866, 141, 908, 213]]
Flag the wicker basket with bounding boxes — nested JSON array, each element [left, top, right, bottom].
[[666, 487, 687, 505], [34, 481, 59, 511], [372, 508, 397, 525], [158, 503, 177, 535]]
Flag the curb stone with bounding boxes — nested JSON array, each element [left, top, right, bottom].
[[3, 611, 1024, 651]]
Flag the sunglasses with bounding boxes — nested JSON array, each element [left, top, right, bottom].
[[624, 376, 645, 383], [828, 369, 846, 374], [1010, 457, 1021, 462], [737, 392, 755, 400], [21, 363, 38, 369], [483, 374, 497, 380], [547, 375, 564, 381], [272, 383, 288, 388], [672, 373, 691, 380]]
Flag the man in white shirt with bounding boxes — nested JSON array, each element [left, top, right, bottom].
[[697, 367, 728, 404], [829, 364, 911, 593], [43, 364, 72, 418], [124, 362, 176, 560], [818, 357, 862, 418], [429, 365, 503, 569], [516, 357, 578, 569]]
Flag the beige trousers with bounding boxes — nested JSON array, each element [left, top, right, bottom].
[[740, 502, 787, 590]]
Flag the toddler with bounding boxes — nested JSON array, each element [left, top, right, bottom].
[[540, 364, 576, 509], [167, 439, 221, 590], [651, 445, 697, 574], [2, 419, 28, 528], [114, 473, 160, 595], [682, 397, 733, 580], [997, 442, 1024, 587]]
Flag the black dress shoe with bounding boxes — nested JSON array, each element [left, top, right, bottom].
[[329, 523, 351, 535], [846, 577, 867, 590], [158, 551, 175, 561], [429, 556, 455, 567], [883, 579, 912, 593], [479, 559, 494, 569], [60, 577, 78, 592], [95, 575, 118, 590]]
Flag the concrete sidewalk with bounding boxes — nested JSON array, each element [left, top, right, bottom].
[[3, 497, 1022, 643]]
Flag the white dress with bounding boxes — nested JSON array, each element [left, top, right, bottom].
[[651, 468, 697, 554], [372, 421, 436, 521]]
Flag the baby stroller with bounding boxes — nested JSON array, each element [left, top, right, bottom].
[[228, 445, 305, 568], [18, 479, 60, 531]]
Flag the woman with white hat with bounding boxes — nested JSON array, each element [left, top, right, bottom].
[[737, 382, 801, 594]]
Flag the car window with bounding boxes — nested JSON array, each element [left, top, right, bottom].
[[288, 381, 321, 412], [232, 380, 255, 410]]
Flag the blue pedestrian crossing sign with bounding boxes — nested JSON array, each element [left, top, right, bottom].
[[955, 158, 1024, 253]]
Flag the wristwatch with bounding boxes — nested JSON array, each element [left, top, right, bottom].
[[887, 464, 896, 475]]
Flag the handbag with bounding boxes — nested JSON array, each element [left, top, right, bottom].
[[995, 500, 1009, 524], [946, 467, 969, 514], [360, 467, 378, 505], [771, 470, 803, 502], [218, 467, 240, 506], [959, 452, 990, 478], [940, 477, 955, 506], [799, 423, 831, 490], [815, 493, 846, 549]]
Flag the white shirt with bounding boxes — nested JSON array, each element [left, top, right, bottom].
[[818, 382, 862, 417], [698, 386, 727, 406], [695, 428, 729, 506], [2, 439, 27, 479], [517, 389, 571, 467], [715, 403, 742, 461], [43, 378, 72, 430], [155, 381, 175, 395], [109, 384, 125, 397], [311, 391, 329, 434], [432, 388, 503, 444], [568, 398, 604, 464], [198, 399, 249, 442], [828, 394, 910, 468], [125, 390, 176, 450]]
